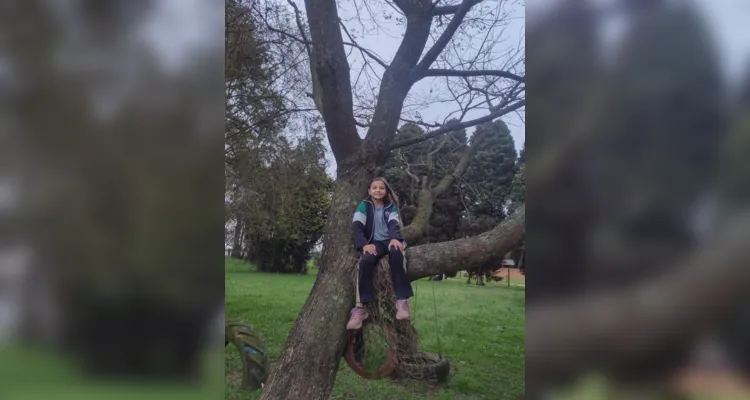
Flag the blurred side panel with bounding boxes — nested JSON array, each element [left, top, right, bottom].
[[0, 0, 226, 399], [526, 0, 750, 398]]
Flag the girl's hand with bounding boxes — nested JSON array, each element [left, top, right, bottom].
[[388, 239, 404, 252], [363, 244, 377, 255]]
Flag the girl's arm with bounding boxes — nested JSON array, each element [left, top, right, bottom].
[[387, 204, 404, 242], [351, 201, 369, 250]]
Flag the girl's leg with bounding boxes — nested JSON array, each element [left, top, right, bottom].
[[388, 246, 413, 300], [348, 251, 381, 330], [356, 252, 380, 304], [388, 246, 414, 321]]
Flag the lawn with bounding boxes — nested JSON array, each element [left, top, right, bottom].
[[0, 338, 224, 400], [225, 257, 525, 400]]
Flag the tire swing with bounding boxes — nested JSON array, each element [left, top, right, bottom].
[[397, 352, 451, 383], [344, 227, 450, 383], [343, 313, 400, 379], [394, 272, 451, 384], [225, 319, 269, 390]]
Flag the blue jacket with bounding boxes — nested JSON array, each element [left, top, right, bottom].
[[351, 197, 404, 250]]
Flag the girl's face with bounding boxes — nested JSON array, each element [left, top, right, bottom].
[[368, 180, 387, 201]]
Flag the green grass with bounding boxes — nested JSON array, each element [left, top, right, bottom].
[[0, 344, 225, 400], [225, 257, 525, 400]]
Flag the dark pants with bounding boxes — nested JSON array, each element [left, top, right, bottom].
[[356, 240, 413, 304]]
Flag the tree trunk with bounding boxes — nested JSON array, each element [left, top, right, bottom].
[[230, 219, 243, 259], [242, 225, 253, 261], [260, 172, 370, 400]]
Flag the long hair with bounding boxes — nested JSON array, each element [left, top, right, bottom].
[[370, 177, 400, 208], [370, 177, 405, 233], [370, 177, 407, 249]]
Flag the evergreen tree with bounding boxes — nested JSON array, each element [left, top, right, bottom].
[[462, 120, 517, 222], [225, 0, 330, 273]]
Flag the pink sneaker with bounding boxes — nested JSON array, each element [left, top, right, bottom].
[[346, 307, 369, 330], [396, 299, 411, 321]]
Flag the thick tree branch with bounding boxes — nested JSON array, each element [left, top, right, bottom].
[[353, 112, 442, 130], [432, 0, 483, 15], [390, 99, 525, 150], [415, 68, 524, 83], [432, 129, 484, 194], [401, 129, 485, 243], [405, 204, 525, 280], [404, 164, 421, 184], [303, 0, 362, 164], [526, 212, 750, 389], [361, 8, 433, 163], [392, 0, 413, 13], [414, 0, 484, 72]]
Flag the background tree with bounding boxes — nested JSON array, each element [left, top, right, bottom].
[[462, 120, 517, 220], [459, 120, 517, 284], [247, 132, 332, 273], [225, 0, 331, 273]]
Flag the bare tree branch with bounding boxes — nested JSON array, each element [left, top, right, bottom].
[[405, 204, 525, 280], [339, 19, 389, 69], [390, 99, 525, 150], [413, 0, 485, 72], [432, 0, 483, 16], [401, 129, 486, 242], [431, 129, 482, 194], [417, 68, 524, 83], [283, 0, 328, 117]]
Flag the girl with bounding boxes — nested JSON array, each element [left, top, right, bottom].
[[347, 177, 413, 330]]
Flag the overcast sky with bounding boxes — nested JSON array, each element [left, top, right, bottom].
[[137, 0, 749, 177]]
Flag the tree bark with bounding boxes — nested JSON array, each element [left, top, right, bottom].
[[260, 173, 370, 400], [230, 219, 243, 258], [401, 183, 435, 243], [405, 205, 525, 281], [302, 0, 361, 164]]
